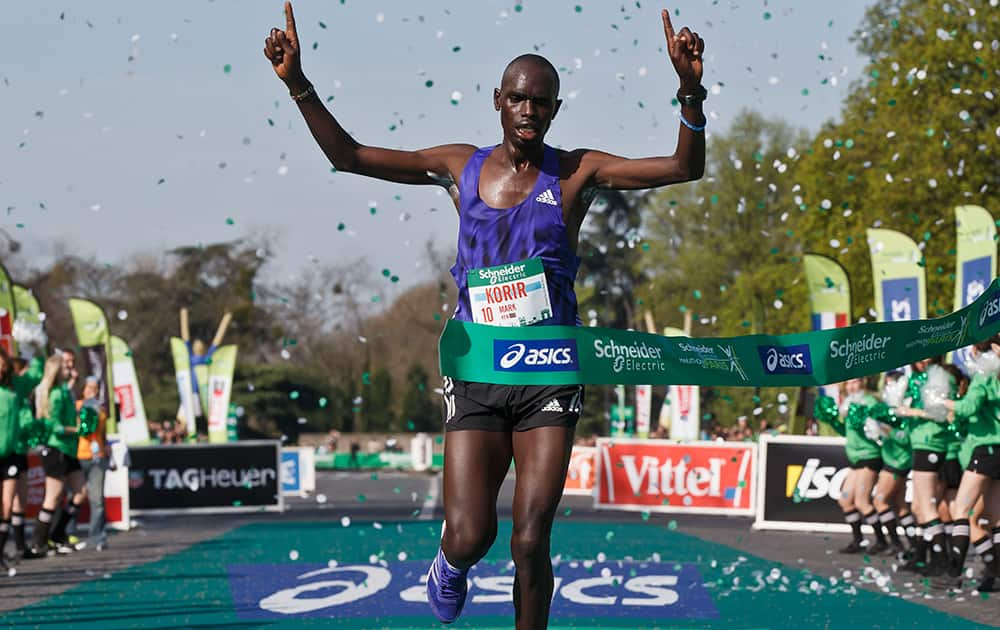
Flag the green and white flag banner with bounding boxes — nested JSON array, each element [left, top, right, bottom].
[[440, 279, 1000, 387]]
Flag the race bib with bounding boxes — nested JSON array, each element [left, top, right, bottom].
[[467, 258, 552, 327]]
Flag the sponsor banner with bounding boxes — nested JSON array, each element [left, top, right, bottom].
[[753, 435, 911, 532], [635, 384, 652, 438], [867, 228, 926, 322], [439, 278, 1000, 386], [563, 446, 596, 495], [803, 253, 851, 330], [667, 385, 700, 441], [13, 284, 46, 359], [207, 345, 238, 443], [281, 448, 316, 496], [954, 205, 997, 374], [171, 336, 197, 438], [128, 441, 282, 513], [111, 335, 150, 445], [0, 262, 16, 357], [595, 439, 755, 515], [69, 298, 117, 432], [227, 559, 717, 621]]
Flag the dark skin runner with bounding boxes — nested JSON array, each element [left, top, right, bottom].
[[265, 4, 705, 628]]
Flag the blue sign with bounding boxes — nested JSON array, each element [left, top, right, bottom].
[[881, 277, 919, 322], [757, 344, 813, 375], [493, 339, 579, 372], [281, 450, 301, 493], [227, 560, 717, 621], [962, 256, 992, 306]]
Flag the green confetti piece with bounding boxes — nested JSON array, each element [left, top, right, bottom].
[[337, 222, 346, 231], [393, 487, 401, 493], [382, 269, 391, 277], [225, 217, 234, 225], [564, 507, 572, 516], [641, 511, 650, 521], [667, 520, 678, 530], [362, 372, 371, 384], [574, 5, 583, 12], [223, 64, 232, 74], [425, 79, 434, 87], [312, 42, 318, 50], [514, 4, 523, 12], [267, 118, 274, 127], [801, 88, 809, 96], [452, 45, 461, 52], [289, 390, 300, 400], [357, 494, 367, 502], [370, 473, 378, 480], [319, 21, 327, 28], [763, 11, 771, 19], [318, 397, 328, 408]]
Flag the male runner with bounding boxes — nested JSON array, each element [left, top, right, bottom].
[[264, 4, 705, 627]]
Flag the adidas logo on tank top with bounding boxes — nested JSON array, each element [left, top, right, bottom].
[[535, 189, 558, 206]]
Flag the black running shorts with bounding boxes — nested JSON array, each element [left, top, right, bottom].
[[0, 453, 26, 479], [968, 445, 1000, 479], [442, 377, 584, 432], [940, 458, 962, 489], [850, 457, 883, 472], [912, 449, 947, 473], [40, 447, 81, 478]]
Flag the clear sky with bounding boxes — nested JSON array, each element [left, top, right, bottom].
[[3, 0, 872, 292]]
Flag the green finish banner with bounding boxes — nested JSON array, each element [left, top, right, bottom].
[[867, 228, 926, 322], [439, 278, 1000, 387]]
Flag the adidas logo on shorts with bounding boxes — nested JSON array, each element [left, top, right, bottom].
[[541, 398, 564, 413], [535, 189, 558, 206]]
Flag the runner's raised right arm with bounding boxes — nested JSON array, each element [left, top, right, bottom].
[[264, 2, 472, 188]]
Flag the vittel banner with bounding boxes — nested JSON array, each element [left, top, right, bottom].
[[594, 439, 755, 515]]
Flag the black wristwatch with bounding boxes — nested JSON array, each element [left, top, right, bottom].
[[676, 85, 708, 107]]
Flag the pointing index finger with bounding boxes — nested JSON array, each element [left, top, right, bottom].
[[285, 1, 298, 40], [661, 9, 675, 46]]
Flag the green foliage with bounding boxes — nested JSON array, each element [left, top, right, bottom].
[[790, 0, 999, 318], [400, 363, 438, 433], [360, 366, 395, 432]]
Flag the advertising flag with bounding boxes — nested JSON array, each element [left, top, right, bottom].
[[867, 229, 926, 322], [0, 263, 16, 356], [206, 345, 238, 444], [953, 205, 997, 373], [803, 254, 851, 331], [111, 335, 150, 444], [662, 326, 700, 441], [171, 337, 197, 439], [13, 284, 46, 358], [68, 298, 116, 433]]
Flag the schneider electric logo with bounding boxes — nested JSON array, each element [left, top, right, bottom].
[[493, 339, 579, 372], [593, 338, 666, 374], [904, 315, 969, 350], [757, 344, 813, 375], [979, 286, 1000, 328], [828, 333, 890, 370]]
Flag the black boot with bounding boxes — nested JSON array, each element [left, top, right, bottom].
[[865, 511, 889, 554], [22, 509, 53, 560], [11, 511, 26, 555]]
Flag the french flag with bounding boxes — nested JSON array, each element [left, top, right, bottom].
[[811, 312, 848, 330]]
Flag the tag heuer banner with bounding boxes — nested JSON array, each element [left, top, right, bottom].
[[953, 205, 997, 374], [111, 335, 150, 445], [867, 228, 926, 323], [69, 297, 116, 433], [0, 262, 16, 357], [206, 345, 238, 444], [439, 277, 1000, 387]]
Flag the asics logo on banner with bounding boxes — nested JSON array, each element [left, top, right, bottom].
[[494, 339, 578, 372], [979, 286, 1000, 328], [758, 344, 813, 375], [535, 189, 558, 206]]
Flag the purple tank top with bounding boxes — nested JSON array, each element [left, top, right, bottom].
[[450, 144, 581, 326]]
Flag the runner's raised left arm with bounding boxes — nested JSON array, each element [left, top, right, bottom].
[[585, 10, 705, 190]]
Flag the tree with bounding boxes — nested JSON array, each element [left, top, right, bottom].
[[789, 0, 999, 318], [400, 363, 438, 432]]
